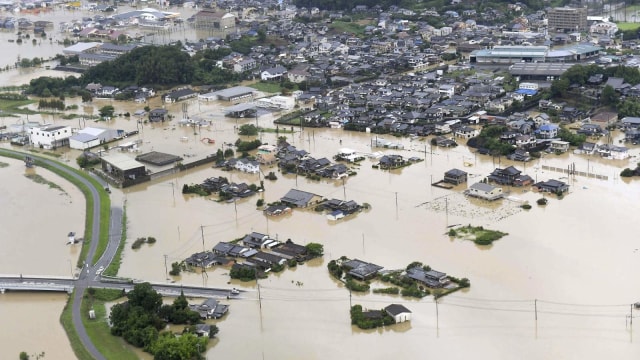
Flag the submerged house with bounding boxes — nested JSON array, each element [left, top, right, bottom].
[[465, 182, 503, 201], [406, 267, 449, 288], [342, 259, 383, 280], [189, 298, 229, 319]]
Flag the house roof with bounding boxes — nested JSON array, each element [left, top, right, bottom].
[[385, 304, 411, 316], [101, 153, 145, 171], [469, 182, 497, 192], [70, 133, 98, 143], [445, 168, 467, 177], [280, 189, 319, 207]]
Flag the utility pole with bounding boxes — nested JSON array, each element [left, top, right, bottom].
[[395, 192, 398, 218], [631, 304, 634, 326], [435, 297, 439, 330], [234, 199, 238, 221], [200, 225, 205, 252], [342, 177, 346, 200], [445, 196, 449, 227], [534, 299, 538, 321], [164, 254, 168, 280]]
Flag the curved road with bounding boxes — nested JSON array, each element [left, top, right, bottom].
[[1, 149, 108, 360], [1, 149, 247, 360]]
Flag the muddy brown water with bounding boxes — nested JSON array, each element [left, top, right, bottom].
[[2, 37, 640, 359]]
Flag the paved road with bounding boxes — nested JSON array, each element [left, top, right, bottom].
[[0, 149, 107, 360]]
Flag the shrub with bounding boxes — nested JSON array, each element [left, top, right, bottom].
[[345, 278, 370, 292], [448, 228, 457, 236], [537, 198, 548, 205], [521, 204, 532, 210], [256, 199, 264, 207], [621, 168, 634, 177], [372, 287, 400, 295]]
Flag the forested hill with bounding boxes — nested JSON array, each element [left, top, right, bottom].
[[81, 43, 236, 88], [292, 0, 562, 12]]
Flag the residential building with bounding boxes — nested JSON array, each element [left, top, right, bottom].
[[534, 179, 569, 193], [466, 182, 503, 201], [406, 267, 449, 288], [149, 109, 169, 122], [444, 168, 468, 185], [189, 298, 229, 319], [280, 189, 323, 208], [547, 7, 587, 33], [343, 259, 383, 280]]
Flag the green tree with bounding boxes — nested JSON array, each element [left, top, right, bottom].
[[19, 352, 29, 360], [99, 105, 115, 119], [601, 85, 617, 106], [550, 78, 570, 97], [239, 124, 259, 136], [127, 282, 163, 313], [152, 332, 206, 360], [305, 242, 324, 257]]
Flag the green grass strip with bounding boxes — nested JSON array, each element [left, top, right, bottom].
[[103, 206, 126, 277], [59, 291, 95, 360], [82, 289, 138, 360]]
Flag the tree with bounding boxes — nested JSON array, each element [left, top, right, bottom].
[[601, 85, 617, 106], [169, 262, 182, 276], [98, 105, 115, 119], [127, 282, 163, 313], [550, 78, 569, 97], [19, 352, 29, 360], [305, 242, 324, 257], [152, 332, 206, 360], [239, 124, 258, 136]]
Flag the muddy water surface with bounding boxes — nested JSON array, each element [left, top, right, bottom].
[[2, 45, 640, 359]]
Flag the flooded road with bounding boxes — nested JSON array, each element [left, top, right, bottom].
[[1, 26, 640, 359]]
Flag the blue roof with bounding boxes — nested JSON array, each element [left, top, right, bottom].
[[539, 124, 559, 131], [515, 89, 537, 95]]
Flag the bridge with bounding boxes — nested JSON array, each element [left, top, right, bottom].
[[0, 275, 252, 299]]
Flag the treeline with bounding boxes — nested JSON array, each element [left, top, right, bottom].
[[82, 43, 240, 87], [109, 283, 214, 358], [38, 99, 65, 110], [25, 75, 91, 100], [25, 44, 240, 97]]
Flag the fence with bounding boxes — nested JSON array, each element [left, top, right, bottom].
[[541, 165, 609, 181]]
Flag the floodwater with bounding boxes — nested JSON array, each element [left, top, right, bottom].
[[1, 18, 640, 359]]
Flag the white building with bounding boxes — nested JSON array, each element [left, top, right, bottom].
[[519, 82, 539, 91], [29, 124, 73, 149], [385, 304, 412, 323], [69, 127, 122, 150], [256, 96, 295, 110], [466, 182, 503, 201]]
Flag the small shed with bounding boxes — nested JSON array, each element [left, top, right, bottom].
[[384, 304, 412, 323]]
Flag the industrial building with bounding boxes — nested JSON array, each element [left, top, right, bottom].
[[470, 44, 601, 64]]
